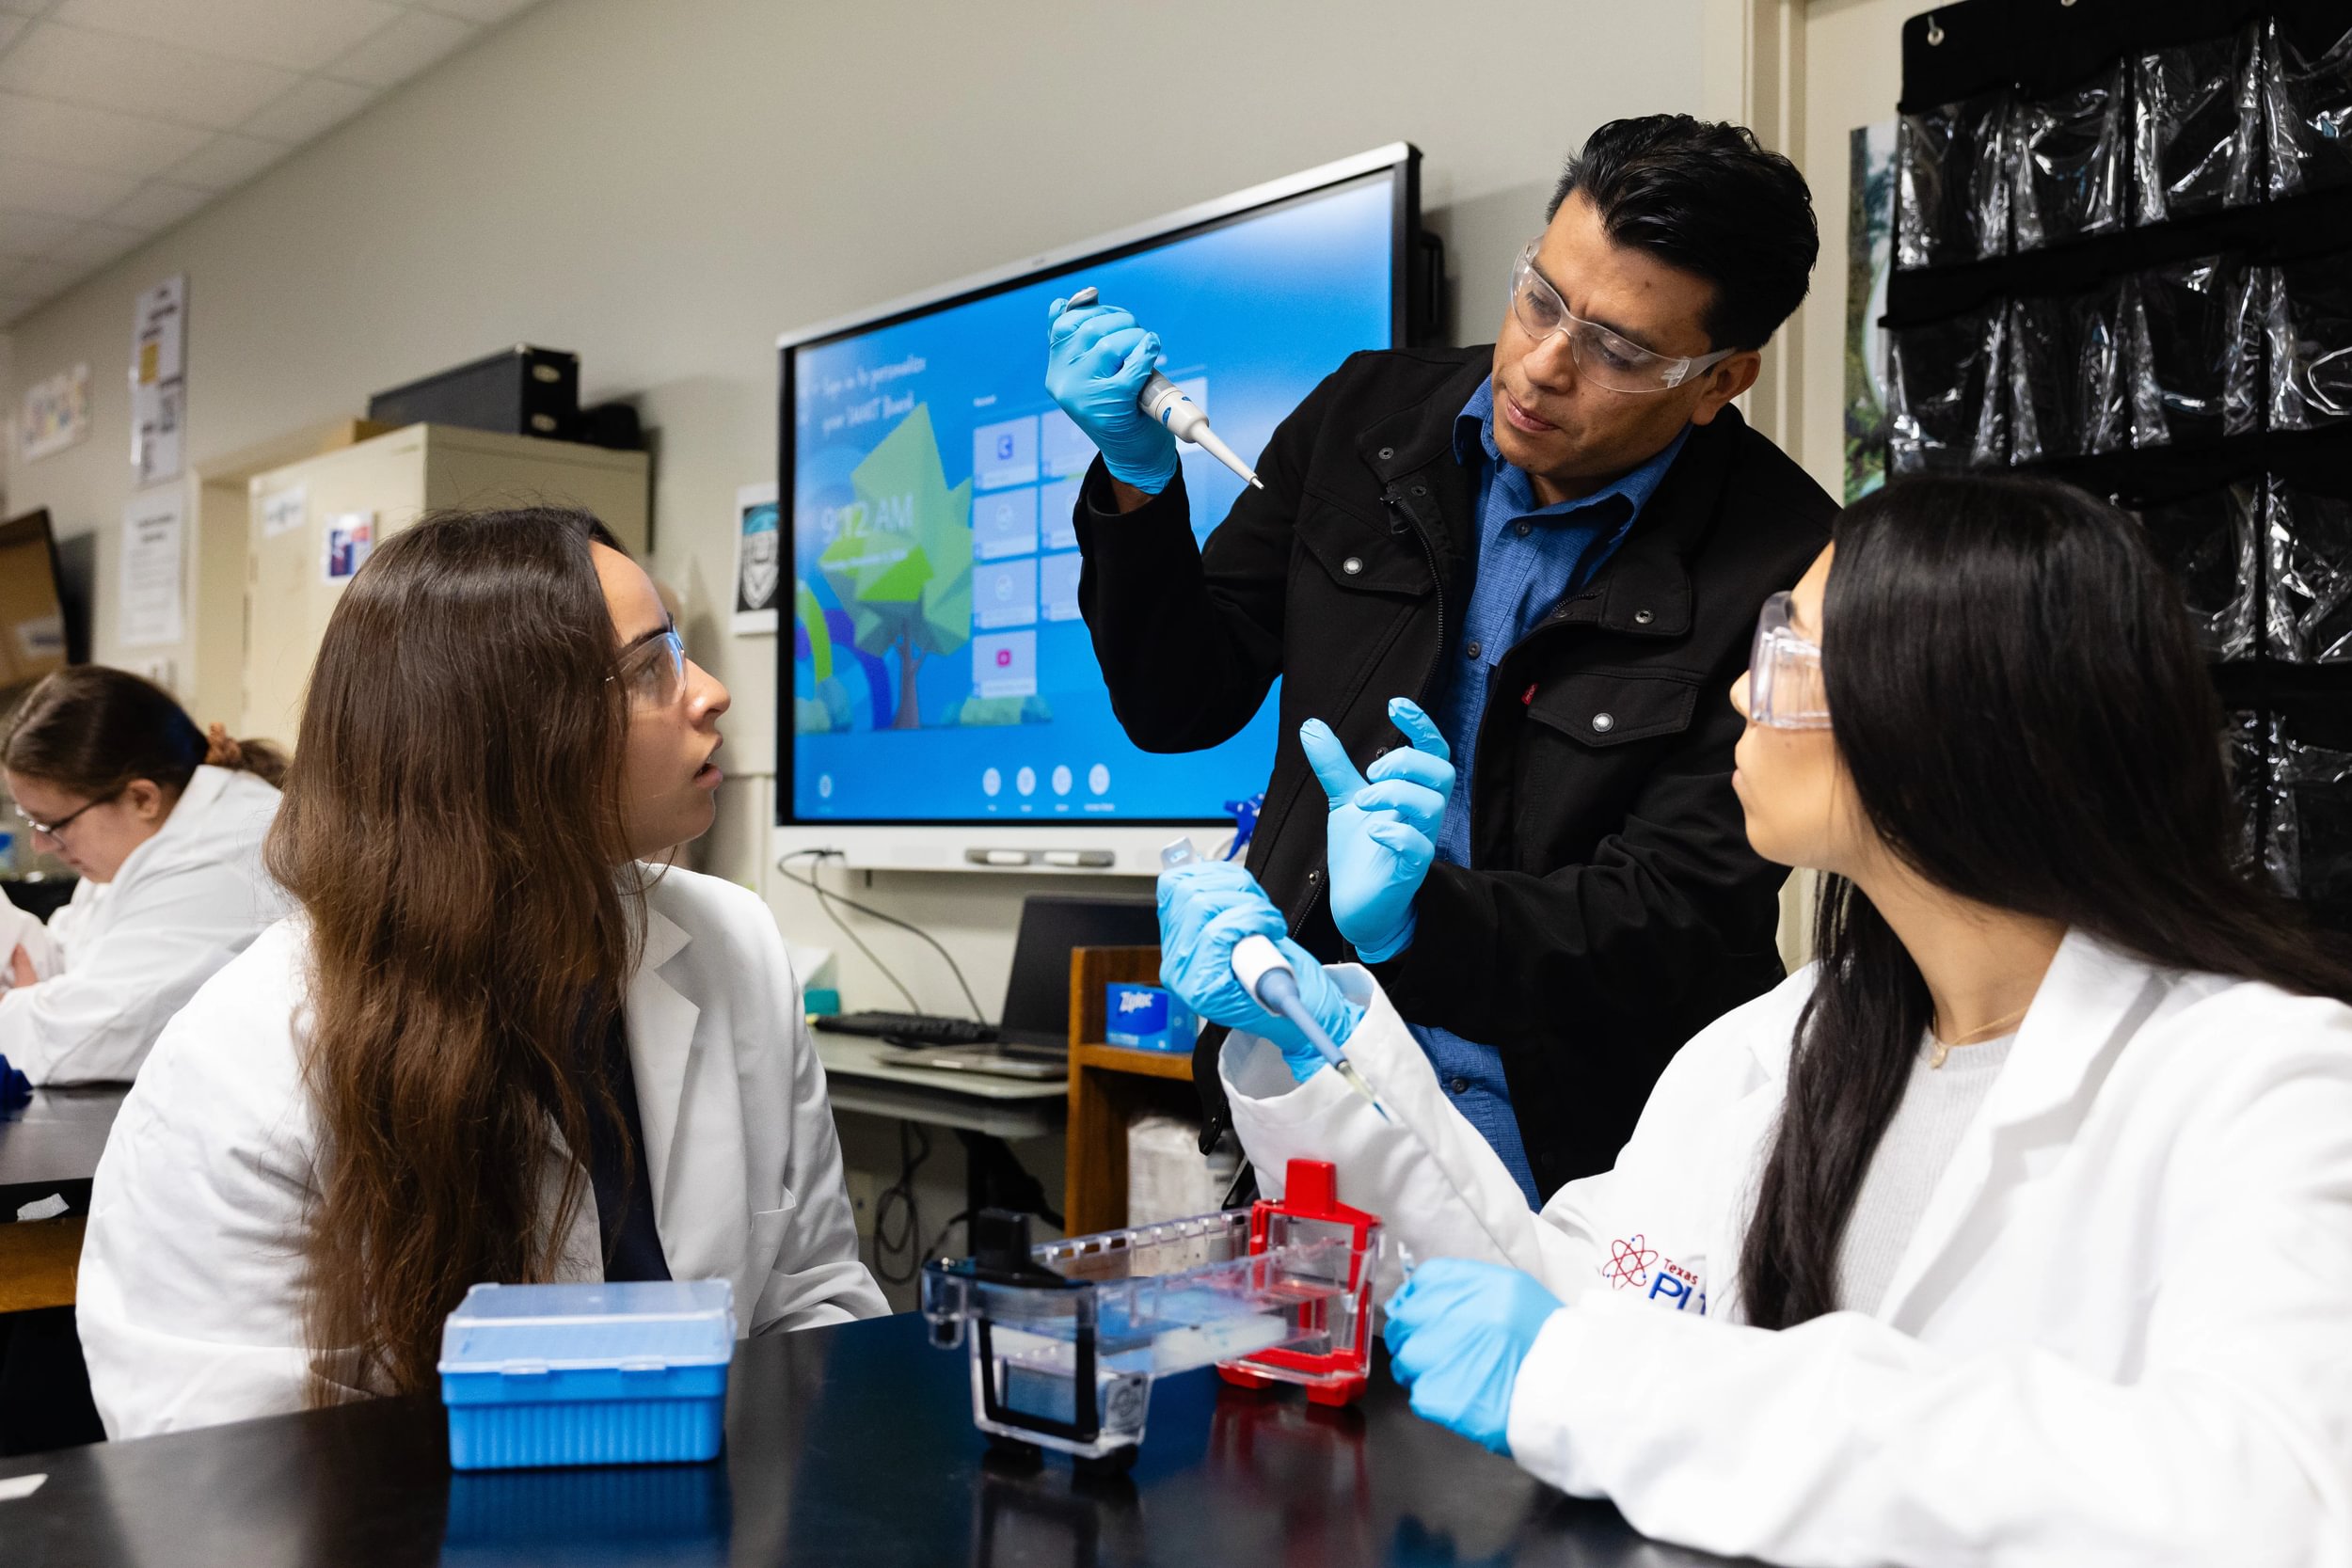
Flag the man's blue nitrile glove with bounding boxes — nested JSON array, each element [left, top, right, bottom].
[[1383, 1258, 1565, 1456], [1300, 697, 1455, 964], [1156, 861, 1364, 1083], [1044, 295, 1180, 495], [0, 1053, 29, 1110]]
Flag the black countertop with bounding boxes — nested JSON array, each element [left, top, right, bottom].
[[0, 1311, 1754, 1568], [0, 1083, 124, 1213]]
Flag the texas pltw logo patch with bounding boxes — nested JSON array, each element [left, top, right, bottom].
[[1600, 1234, 1706, 1315]]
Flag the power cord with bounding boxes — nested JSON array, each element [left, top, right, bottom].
[[920, 1208, 974, 1266], [776, 848, 987, 1020], [871, 1119, 931, 1288]]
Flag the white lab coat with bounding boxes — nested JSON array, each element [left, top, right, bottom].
[[77, 864, 887, 1439], [0, 765, 286, 1085], [1222, 932, 2352, 1568]]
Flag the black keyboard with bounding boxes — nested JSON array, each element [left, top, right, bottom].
[[813, 1010, 998, 1045]]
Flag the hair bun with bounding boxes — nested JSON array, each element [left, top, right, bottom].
[[203, 722, 245, 768]]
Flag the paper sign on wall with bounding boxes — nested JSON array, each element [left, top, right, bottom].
[[323, 511, 375, 583], [733, 481, 780, 635], [119, 489, 186, 649], [130, 275, 186, 487], [261, 485, 307, 539], [19, 364, 89, 461]]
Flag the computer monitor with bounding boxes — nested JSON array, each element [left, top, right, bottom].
[[0, 510, 70, 699], [995, 894, 1160, 1051], [777, 144, 1428, 873]]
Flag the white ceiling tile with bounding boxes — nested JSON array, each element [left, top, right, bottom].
[[0, 22, 300, 129], [239, 74, 374, 142], [0, 91, 210, 176], [0, 15, 23, 48], [0, 208, 83, 258], [414, 0, 535, 23], [324, 7, 469, 87], [40, 216, 143, 267], [52, 0, 402, 72], [167, 129, 289, 191], [0, 0, 48, 16], [0, 153, 138, 217], [103, 177, 209, 230]]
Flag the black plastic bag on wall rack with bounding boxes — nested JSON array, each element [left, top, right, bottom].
[[2126, 255, 2265, 448], [1888, 303, 2008, 474], [2267, 479, 2352, 662], [2134, 23, 2264, 224], [2228, 708, 2276, 884], [2266, 257, 2352, 431], [2262, 8, 2352, 199], [2009, 285, 2128, 463], [1896, 94, 2012, 268], [2012, 62, 2128, 250], [2271, 723, 2352, 925], [2137, 482, 2260, 658]]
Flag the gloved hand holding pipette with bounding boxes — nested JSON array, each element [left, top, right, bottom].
[[1045, 288, 1264, 496], [1156, 849, 1384, 1116], [1044, 293, 1179, 495]]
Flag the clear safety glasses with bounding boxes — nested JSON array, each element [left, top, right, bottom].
[[1748, 592, 1830, 731], [18, 787, 119, 843], [613, 625, 689, 710], [1509, 241, 1738, 394]]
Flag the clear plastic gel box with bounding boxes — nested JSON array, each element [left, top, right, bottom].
[[437, 1279, 737, 1470]]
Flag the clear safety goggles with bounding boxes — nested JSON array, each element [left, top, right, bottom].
[[1747, 592, 1830, 731], [1509, 240, 1737, 394], [612, 625, 689, 710]]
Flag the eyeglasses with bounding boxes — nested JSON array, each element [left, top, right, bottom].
[[1509, 241, 1738, 394], [1747, 593, 1830, 731], [612, 626, 690, 710], [20, 787, 121, 843]]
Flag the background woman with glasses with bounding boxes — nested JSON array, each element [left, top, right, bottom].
[[0, 667, 287, 1085], [75, 507, 883, 1439]]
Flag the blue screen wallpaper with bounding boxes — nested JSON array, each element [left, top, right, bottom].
[[788, 172, 1395, 823]]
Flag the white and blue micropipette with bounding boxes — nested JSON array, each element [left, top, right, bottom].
[[1062, 287, 1263, 492], [1161, 838, 1390, 1120]]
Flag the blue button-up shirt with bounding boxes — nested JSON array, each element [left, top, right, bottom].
[[1408, 378, 1689, 1205]]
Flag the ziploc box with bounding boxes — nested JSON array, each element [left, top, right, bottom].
[[1105, 983, 1198, 1053], [437, 1279, 736, 1470]]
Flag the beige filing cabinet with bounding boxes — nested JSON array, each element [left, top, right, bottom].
[[241, 423, 649, 750]]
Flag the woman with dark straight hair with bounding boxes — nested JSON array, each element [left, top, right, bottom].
[[0, 666, 287, 1083], [77, 508, 882, 1436], [1164, 474, 2352, 1564]]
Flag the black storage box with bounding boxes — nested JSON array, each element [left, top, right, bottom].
[[368, 345, 580, 441]]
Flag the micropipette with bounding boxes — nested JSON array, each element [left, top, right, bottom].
[[1160, 838, 1391, 1120], [1062, 287, 1264, 491]]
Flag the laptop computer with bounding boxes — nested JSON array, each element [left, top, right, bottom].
[[876, 894, 1159, 1080]]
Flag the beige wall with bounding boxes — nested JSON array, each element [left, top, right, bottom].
[[0, 0, 1720, 1018]]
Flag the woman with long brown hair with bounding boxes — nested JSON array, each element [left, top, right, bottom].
[[76, 508, 883, 1435], [1, 666, 286, 1083]]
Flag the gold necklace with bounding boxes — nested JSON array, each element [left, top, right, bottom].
[[1927, 1002, 2029, 1069]]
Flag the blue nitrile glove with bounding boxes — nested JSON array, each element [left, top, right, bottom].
[[1383, 1258, 1565, 1456], [0, 1053, 28, 1110], [1300, 697, 1455, 964], [1156, 861, 1364, 1083], [1044, 295, 1180, 495]]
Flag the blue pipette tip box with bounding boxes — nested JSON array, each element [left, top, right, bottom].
[[437, 1279, 736, 1470], [1104, 983, 1198, 1053]]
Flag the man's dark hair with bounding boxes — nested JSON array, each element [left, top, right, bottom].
[[1549, 115, 1818, 353]]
